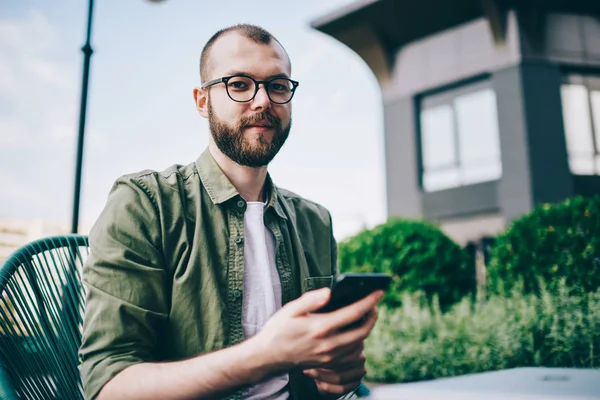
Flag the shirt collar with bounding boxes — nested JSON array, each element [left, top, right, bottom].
[[196, 148, 288, 220]]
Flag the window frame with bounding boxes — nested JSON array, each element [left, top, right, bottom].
[[561, 73, 600, 175], [416, 75, 502, 193]]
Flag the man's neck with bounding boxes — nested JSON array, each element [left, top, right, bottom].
[[208, 142, 268, 202]]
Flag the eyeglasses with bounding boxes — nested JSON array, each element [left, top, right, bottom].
[[201, 74, 299, 104]]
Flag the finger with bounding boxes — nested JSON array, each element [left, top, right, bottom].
[[307, 365, 367, 386], [315, 380, 362, 397], [304, 358, 364, 380], [303, 342, 363, 372], [284, 288, 331, 317], [319, 340, 363, 368], [329, 308, 379, 349], [323, 290, 384, 333], [324, 347, 366, 371], [321, 342, 364, 370]]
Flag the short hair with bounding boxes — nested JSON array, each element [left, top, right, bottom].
[[199, 24, 289, 83]]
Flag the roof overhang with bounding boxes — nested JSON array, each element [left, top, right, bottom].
[[311, 0, 600, 84]]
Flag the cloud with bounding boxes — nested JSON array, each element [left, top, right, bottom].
[[0, 116, 31, 149], [20, 56, 73, 89], [0, 9, 78, 152], [0, 166, 40, 216], [290, 36, 334, 80], [0, 58, 18, 95], [0, 9, 90, 224], [0, 10, 57, 52], [0, 9, 72, 94], [87, 127, 110, 153]]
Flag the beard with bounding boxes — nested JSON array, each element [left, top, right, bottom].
[[208, 99, 291, 167]]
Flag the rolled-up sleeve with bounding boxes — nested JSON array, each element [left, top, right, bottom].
[[78, 175, 168, 400]]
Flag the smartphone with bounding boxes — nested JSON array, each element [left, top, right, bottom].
[[315, 272, 391, 313]]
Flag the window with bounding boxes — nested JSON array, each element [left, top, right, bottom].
[[419, 81, 502, 192], [560, 75, 600, 175]]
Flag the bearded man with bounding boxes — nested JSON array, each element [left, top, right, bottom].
[[79, 24, 383, 400]]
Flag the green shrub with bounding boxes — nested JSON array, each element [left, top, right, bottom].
[[365, 281, 600, 383], [487, 195, 600, 295], [338, 218, 474, 310]]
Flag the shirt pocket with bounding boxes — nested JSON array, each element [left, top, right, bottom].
[[304, 275, 334, 291]]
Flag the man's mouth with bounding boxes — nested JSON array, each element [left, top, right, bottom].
[[246, 121, 273, 128]]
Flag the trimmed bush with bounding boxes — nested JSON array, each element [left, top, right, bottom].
[[487, 195, 600, 295], [365, 281, 600, 383], [338, 218, 474, 310]]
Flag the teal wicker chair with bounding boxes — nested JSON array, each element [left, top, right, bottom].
[[0, 235, 89, 400], [0, 235, 371, 399]]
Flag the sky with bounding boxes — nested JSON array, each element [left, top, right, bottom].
[[0, 0, 386, 241]]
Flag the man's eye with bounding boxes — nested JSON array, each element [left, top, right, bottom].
[[229, 81, 249, 90], [269, 79, 291, 93]]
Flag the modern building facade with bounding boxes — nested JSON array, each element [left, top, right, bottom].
[[312, 0, 600, 244]]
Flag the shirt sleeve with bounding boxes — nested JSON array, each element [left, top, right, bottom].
[[78, 175, 168, 400]]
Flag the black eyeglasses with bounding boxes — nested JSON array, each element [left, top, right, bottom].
[[201, 74, 299, 104]]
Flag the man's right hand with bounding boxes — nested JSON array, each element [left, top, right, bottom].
[[250, 287, 384, 375]]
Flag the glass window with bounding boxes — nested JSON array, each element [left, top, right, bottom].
[[560, 75, 600, 175], [420, 83, 502, 192], [421, 105, 460, 191], [591, 90, 600, 174]]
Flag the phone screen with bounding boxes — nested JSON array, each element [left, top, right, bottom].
[[315, 273, 391, 313]]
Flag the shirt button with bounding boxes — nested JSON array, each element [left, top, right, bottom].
[[233, 290, 242, 298], [235, 236, 243, 244], [237, 200, 245, 208]]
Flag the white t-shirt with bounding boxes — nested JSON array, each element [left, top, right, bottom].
[[241, 200, 289, 400]]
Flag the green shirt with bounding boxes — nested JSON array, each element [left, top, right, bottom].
[[78, 148, 339, 400]]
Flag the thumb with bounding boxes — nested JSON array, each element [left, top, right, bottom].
[[286, 288, 331, 317]]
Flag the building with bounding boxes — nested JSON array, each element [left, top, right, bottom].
[[0, 218, 69, 264], [312, 0, 600, 244]]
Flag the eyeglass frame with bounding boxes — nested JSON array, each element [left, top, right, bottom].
[[200, 74, 300, 104]]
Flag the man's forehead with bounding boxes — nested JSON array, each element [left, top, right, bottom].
[[207, 32, 290, 78]]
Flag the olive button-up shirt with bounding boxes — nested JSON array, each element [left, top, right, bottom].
[[78, 149, 339, 400]]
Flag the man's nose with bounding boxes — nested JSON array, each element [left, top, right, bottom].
[[251, 84, 271, 110]]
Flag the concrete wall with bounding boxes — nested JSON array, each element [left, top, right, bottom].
[[383, 12, 600, 103], [493, 63, 574, 224], [439, 213, 505, 245], [522, 13, 600, 65], [383, 11, 521, 102], [383, 97, 422, 218]]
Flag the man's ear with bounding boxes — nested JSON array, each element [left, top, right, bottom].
[[193, 87, 209, 119]]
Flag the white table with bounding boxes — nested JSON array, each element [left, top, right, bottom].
[[370, 367, 600, 399]]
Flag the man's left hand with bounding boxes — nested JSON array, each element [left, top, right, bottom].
[[303, 348, 367, 398]]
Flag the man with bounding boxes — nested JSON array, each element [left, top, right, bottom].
[[78, 24, 384, 400]]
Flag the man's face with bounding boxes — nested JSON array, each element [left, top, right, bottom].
[[203, 33, 293, 167]]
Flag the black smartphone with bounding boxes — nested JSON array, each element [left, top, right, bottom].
[[315, 272, 391, 313]]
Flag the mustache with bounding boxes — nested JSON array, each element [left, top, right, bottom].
[[239, 111, 280, 128]]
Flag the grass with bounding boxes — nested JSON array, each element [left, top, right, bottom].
[[365, 280, 600, 383]]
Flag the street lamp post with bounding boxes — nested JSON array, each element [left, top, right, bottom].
[[70, 0, 166, 233], [71, 0, 95, 234]]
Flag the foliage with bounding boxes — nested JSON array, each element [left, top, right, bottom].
[[487, 195, 600, 295], [365, 281, 600, 383], [338, 218, 474, 310]]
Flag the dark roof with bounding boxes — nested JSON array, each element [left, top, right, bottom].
[[311, 0, 600, 72], [312, 0, 484, 54]]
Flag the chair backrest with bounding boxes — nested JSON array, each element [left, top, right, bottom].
[[0, 235, 89, 400]]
